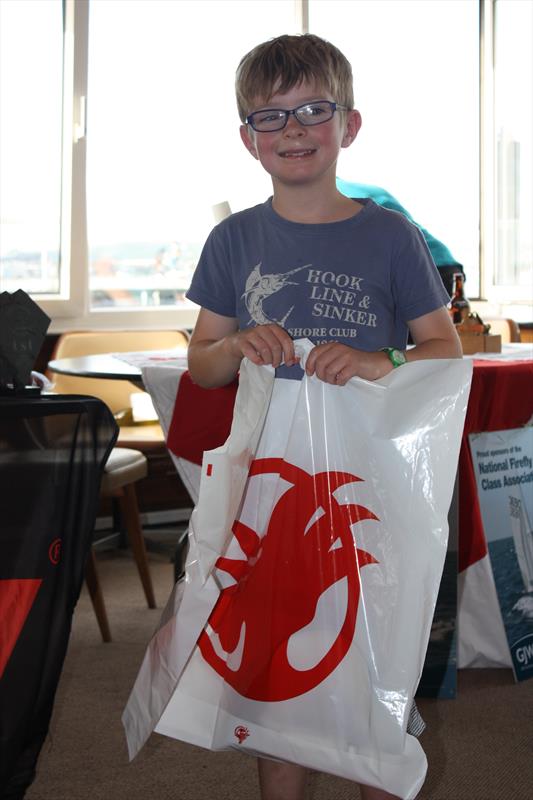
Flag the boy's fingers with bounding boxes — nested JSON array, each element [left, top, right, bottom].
[[306, 343, 356, 383], [280, 337, 296, 366], [237, 325, 297, 368], [240, 340, 265, 364], [305, 342, 335, 374], [259, 328, 295, 367], [256, 332, 283, 365], [241, 330, 285, 367]]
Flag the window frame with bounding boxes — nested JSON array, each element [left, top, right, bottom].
[[39, 0, 87, 323], [476, 0, 533, 318]]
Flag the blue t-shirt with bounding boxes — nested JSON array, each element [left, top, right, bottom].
[[187, 198, 449, 377]]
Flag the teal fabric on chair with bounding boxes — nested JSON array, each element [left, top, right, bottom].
[[336, 178, 463, 297]]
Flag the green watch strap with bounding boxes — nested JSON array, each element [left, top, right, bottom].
[[381, 347, 407, 368]]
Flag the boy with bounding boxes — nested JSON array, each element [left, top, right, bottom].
[[186, 33, 461, 800]]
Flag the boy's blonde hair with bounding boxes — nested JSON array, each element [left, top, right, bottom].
[[235, 34, 354, 122]]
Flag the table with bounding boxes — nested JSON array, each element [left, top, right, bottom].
[[457, 353, 533, 669], [53, 344, 532, 549], [0, 395, 117, 796], [49, 345, 533, 672], [47, 349, 188, 385], [460, 355, 533, 572], [48, 353, 143, 384], [141, 346, 533, 677]]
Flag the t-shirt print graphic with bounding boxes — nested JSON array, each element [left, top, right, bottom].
[[242, 262, 310, 327]]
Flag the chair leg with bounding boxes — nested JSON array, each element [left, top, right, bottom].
[[85, 549, 112, 643], [118, 483, 156, 609]]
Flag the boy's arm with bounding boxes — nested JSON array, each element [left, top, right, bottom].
[[188, 308, 297, 388], [305, 307, 461, 385], [406, 306, 462, 361]]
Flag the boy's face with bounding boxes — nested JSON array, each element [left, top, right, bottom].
[[240, 80, 360, 191]]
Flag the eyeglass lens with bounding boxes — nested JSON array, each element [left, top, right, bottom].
[[249, 101, 336, 131]]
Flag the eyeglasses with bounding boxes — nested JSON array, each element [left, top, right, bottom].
[[246, 100, 348, 132]]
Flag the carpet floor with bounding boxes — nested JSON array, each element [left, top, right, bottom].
[[25, 549, 533, 800]]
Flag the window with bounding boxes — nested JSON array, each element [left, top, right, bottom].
[[1, 1, 531, 328]]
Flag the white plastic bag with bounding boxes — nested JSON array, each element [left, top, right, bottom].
[[123, 340, 472, 800]]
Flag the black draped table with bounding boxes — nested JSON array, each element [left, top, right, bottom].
[[0, 395, 118, 799]]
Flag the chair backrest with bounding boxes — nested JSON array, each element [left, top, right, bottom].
[[484, 318, 521, 343], [48, 330, 189, 414]]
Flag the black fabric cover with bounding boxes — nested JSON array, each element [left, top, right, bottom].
[[0, 395, 118, 798], [0, 290, 50, 390]]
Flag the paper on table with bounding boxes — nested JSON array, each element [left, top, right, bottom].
[[112, 349, 188, 369], [465, 343, 533, 361]]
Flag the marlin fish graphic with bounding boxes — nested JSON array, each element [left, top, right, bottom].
[[242, 262, 311, 327]]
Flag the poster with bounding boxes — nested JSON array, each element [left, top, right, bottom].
[[469, 426, 533, 681]]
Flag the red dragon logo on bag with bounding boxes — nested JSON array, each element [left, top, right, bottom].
[[198, 458, 379, 701], [234, 725, 250, 744]]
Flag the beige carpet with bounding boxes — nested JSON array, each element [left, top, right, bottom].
[[25, 550, 533, 800]]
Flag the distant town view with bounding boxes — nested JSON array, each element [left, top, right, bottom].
[[1, 247, 61, 297], [89, 240, 202, 308], [0, 239, 202, 308]]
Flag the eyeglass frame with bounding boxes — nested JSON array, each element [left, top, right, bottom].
[[245, 100, 349, 133]]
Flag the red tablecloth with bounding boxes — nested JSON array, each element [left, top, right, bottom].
[[167, 360, 533, 573], [166, 372, 237, 465]]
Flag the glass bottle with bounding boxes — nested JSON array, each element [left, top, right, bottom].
[[449, 272, 470, 324]]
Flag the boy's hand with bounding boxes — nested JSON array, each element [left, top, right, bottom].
[[226, 324, 298, 369], [305, 342, 392, 385]]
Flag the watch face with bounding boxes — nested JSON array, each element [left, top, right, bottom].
[[392, 349, 407, 365]]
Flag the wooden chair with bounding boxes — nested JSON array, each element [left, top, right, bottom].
[[484, 318, 521, 343], [85, 448, 152, 642]]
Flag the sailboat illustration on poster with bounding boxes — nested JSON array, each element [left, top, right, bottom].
[[509, 493, 533, 593]]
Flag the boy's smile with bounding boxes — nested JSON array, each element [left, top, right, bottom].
[[240, 82, 360, 194], [278, 148, 316, 159]]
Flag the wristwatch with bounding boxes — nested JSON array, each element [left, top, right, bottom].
[[381, 347, 407, 368]]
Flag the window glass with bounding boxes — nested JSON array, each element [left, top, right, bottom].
[[493, 0, 532, 290], [0, 0, 63, 295], [87, 0, 296, 310], [308, 0, 480, 294]]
